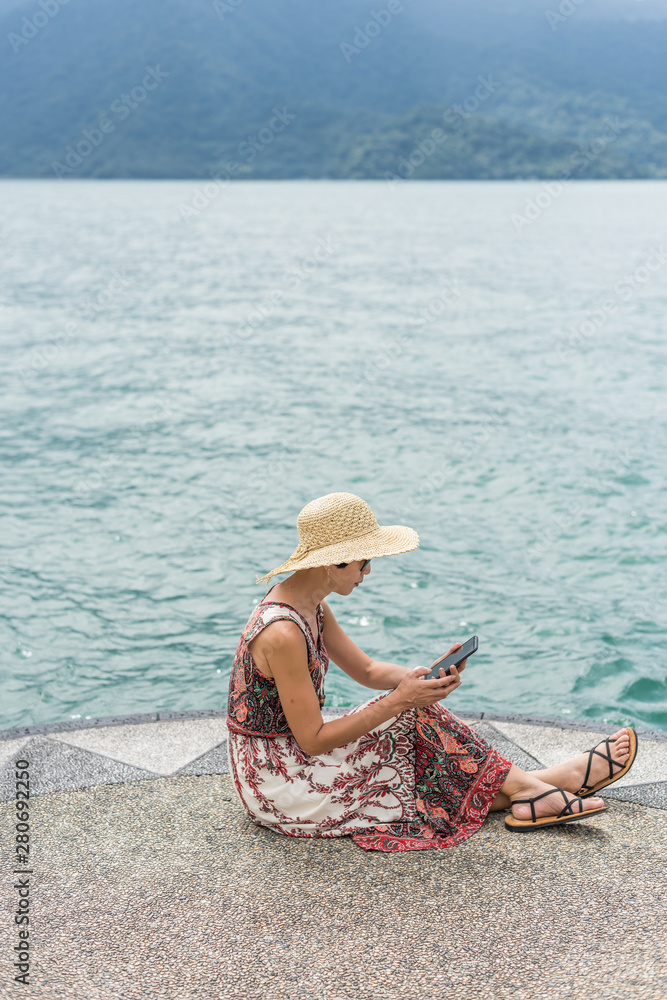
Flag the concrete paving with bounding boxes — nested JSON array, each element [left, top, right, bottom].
[[0, 710, 665, 999]]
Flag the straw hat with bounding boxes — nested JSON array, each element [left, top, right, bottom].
[[256, 492, 419, 584]]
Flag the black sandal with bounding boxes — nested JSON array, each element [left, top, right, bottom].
[[505, 786, 606, 832], [576, 728, 638, 797]]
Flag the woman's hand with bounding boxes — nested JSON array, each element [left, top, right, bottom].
[[391, 644, 467, 712]]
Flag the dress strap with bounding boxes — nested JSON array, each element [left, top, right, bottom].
[[244, 602, 315, 652]]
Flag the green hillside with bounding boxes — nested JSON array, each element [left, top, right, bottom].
[[1, 0, 667, 178]]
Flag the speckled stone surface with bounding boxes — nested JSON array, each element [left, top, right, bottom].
[[0, 738, 30, 769], [0, 736, 157, 803], [49, 718, 229, 776], [0, 774, 664, 1000], [461, 720, 542, 771], [1, 712, 665, 812], [174, 741, 230, 777], [603, 781, 667, 810]]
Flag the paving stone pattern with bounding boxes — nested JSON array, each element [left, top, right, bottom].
[[0, 710, 665, 998], [1, 712, 666, 808], [0, 775, 664, 1000]]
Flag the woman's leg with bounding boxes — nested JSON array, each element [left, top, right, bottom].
[[492, 764, 605, 820], [489, 791, 511, 812], [489, 727, 631, 813]]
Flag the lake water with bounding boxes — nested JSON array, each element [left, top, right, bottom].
[[2, 178, 666, 733]]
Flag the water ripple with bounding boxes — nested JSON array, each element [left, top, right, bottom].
[[2, 179, 666, 730]]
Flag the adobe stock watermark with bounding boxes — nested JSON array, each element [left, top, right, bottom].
[[511, 116, 628, 231], [556, 245, 667, 361], [545, 0, 589, 31], [353, 279, 462, 387], [212, 0, 245, 20], [225, 234, 339, 347], [634, 580, 667, 623], [385, 75, 501, 188], [179, 107, 296, 219], [340, 0, 415, 62], [200, 455, 295, 540], [7, 0, 71, 54], [51, 65, 169, 179], [14, 268, 133, 383], [69, 395, 178, 501], [530, 446, 636, 559], [395, 403, 508, 519]]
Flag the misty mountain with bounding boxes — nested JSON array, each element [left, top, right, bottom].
[[1, 0, 667, 178]]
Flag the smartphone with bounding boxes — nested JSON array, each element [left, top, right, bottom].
[[423, 635, 479, 680]]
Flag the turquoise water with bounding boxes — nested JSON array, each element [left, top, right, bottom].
[[2, 179, 666, 732]]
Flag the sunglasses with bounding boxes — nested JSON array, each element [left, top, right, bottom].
[[336, 559, 371, 571]]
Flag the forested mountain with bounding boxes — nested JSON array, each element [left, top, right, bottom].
[[1, 0, 667, 178]]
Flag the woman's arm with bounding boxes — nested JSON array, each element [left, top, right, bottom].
[[256, 618, 408, 755], [258, 617, 464, 757], [321, 600, 410, 690]]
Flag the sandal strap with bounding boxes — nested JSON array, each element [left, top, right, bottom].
[[512, 787, 571, 823], [580, 736, 619, 792], [556, 794, 584, 818]]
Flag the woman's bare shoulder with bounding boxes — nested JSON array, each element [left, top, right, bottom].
[[247, 618, 306, 678], [254, 617, 305, 647]]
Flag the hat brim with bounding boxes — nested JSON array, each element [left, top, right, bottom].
[[256, 524, 419, 584]]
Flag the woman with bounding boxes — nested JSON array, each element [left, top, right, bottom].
[[226, 492, 637, 852]]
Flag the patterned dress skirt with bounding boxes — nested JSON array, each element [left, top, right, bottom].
[[227, 692, 513, 852]]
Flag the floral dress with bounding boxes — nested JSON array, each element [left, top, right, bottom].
[[226, 596, 513, 852]]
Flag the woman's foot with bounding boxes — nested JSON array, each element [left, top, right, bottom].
[[531, 727, 633, 797], [509, 777, 604, 822], [574, 727, 635, 796]]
